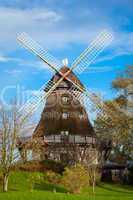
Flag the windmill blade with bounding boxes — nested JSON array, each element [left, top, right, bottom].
[[18, 79, 56, 123], [69, 85, 116, 121], [71, 30, 113, 74], [17, 32, 63, 72]]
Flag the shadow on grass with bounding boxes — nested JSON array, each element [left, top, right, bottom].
[[9, 188, 19, 192], [34, 182, 68, 193], [98, 184, 133, 195]]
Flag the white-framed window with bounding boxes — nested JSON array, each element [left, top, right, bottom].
[[61, 131, 64, 135], [62, 96, 69, 104], [61, 130, 69, 136], [65, 131, 69, 136], [79, 113, 84, 119], [128, 94, 133, 101], [62, 112, 69, 119]]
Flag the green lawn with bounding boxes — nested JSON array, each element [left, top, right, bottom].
[[0, 172, 133, 200]]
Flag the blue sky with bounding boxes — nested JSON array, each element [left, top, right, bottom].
[[0, 0, 133, 108]]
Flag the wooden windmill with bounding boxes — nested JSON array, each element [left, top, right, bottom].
[[17, 31, 113, 164]]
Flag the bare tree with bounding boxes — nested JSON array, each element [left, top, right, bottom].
[[0, 105, 33, 192]]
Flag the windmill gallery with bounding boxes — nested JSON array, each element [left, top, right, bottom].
[[17, 31, 113, 165]]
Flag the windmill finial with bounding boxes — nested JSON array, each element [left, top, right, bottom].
[[62, 58, 68, 66]]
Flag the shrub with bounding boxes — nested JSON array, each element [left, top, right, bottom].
[[42, 160, 65, 173], [13, 161, 46, 172], [12, 160, 65, 173], [46, 171, 61, 185], [27, 172, 44, 191], [61, 164, 89, 194]]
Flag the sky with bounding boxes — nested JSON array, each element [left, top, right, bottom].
[[0, 0, 133, 111]]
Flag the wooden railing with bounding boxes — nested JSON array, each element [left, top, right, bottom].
[[44, 135, 96, 144]]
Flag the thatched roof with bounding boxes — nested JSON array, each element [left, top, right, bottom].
[[33, 66, 95, 138], [33, 100, 94, 137]]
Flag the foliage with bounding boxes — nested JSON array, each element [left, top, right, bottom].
[[112, 66, 133, 89], [95, 65, 133, 163], [27, 172, 44, 191], [11, 160, 65, 173], [61, 164, 89, 194], [12, 161, 46, 172], [45, 171, 61, 185], [42, 159, 65, 173]]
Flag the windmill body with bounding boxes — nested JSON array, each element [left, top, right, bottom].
[[32, 66, 96, 164]]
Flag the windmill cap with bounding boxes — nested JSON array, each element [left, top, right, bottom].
[[62, 58, 68, 66]]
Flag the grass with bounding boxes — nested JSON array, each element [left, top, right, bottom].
[[0, 171, 133, 200]]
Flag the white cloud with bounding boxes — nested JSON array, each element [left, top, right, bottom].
[[0, 55, 9, 62], [0, 54, 21, 62], [34, 11, 62, 22], [84, 66, 118, 74], [0, 7, 63, 52], [17, 59, 54, 73], [4, 69, 22, 75], [0, 6, 114, 53], [0, 6, 132, 63]]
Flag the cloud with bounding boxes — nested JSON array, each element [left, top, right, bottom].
[[0, 54, 22, 62], [0, 5, 114, 53], [0, 7, 63, 52], [18, 59, 54, 73], [84, 66, 119, 74], [0, 3, 132, 63], [4, 69, 22, 76], [0, 55, 10, 62]]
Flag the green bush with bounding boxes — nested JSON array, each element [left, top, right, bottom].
[[11, 161, 45, 172], [11, 160, 65, 173], [61, 164, 89, 194], [42, 160, 65, 173], [27, 172, 44, 192], [46, 170, 61, 185]]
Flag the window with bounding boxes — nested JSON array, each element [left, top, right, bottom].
[[62, 96, 68, 103], [61, 131, 69, 143], [128, 94, 133, 101], [62, 112, 69, 119], [79, 113, 84, 119], [61, 131, 69, 136], [65, 131, 69, 136], [61, 131, 64, 135]]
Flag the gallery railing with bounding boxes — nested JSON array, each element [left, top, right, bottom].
[[44, 135, 96, 144]]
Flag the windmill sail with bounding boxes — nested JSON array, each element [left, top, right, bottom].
[[18, 79, 55, 121], [70, 85, 117, 121], [72, 30, 113, 74], [17, 32, 63, 72]]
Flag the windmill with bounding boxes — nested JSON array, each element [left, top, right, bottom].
[[17, 30, 113, 164]]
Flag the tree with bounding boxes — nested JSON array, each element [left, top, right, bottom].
[[94, 65, 133, 163], [0, 105, 32, 192]]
